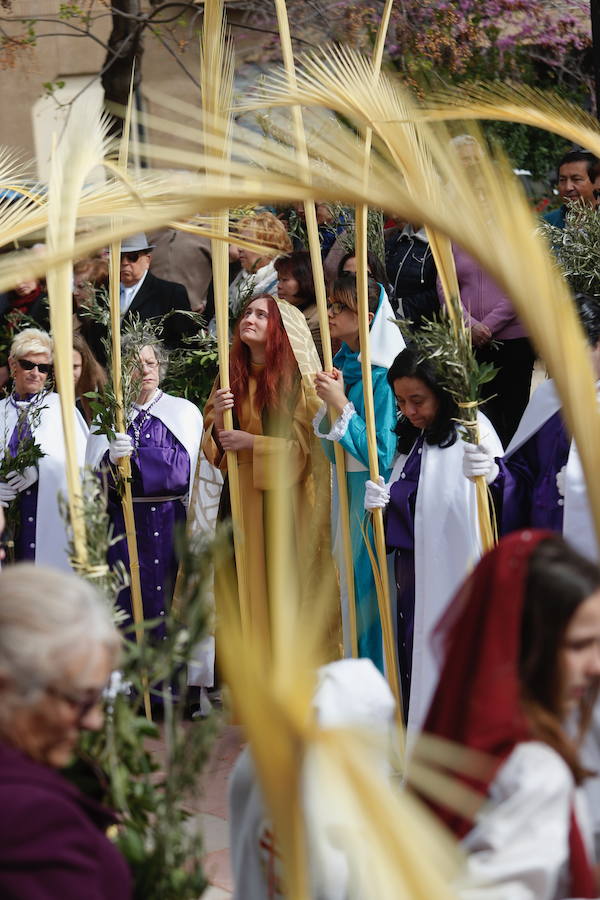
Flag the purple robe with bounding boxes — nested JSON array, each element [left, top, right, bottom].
[[106, 414, 190, 639], [7, 398, 38, 563], [385, 434, 424, 718], [0, 742, 132, 899], [493, 410, 569, 535]]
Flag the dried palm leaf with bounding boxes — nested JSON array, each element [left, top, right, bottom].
[[420, 81, 600, 160], [273, 0, 357, 663], [354, 0, 403, 716], [106, 71, 152, 720], [199, 1, 256, 643], [45, 96, 112, 566]]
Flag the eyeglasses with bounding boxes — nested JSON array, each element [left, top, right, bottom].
[[47, 684, 106, 721], [121, 251, 147, 263], [327, 300, 352, 316], [17, 358, 52, 375], [134, 358, 159, 371]]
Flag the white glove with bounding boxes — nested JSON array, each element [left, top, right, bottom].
[[462, 442, 499, 485], [6, 466, 38, 493], [0, 481, 17, 507], [556, 465, 566, 498], [109, 433, 133, 464], [364, 476, 390, 511]]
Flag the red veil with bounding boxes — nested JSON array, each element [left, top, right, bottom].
[[422, 529, 596, 898]]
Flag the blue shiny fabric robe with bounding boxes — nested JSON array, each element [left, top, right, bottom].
[[319, 348, 397, 671], [106, 415, 190, 637]]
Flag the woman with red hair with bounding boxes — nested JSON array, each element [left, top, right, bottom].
[[202, 295, 314, 642], [421, 530, 600, 899]]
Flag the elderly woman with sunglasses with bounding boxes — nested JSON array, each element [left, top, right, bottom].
[[0, 564, 132, 899], [0, 328, 88, 569]]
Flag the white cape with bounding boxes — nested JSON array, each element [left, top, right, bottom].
[[505, 378, 598, 562], [391, 413, 502, 748], [85, 391, 201, 501], [0, 392, 88, 571]]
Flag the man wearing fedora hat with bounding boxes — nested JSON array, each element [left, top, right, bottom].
[[87, 232, 194, 364]]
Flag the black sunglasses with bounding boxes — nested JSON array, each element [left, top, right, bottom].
[[17, 358, 52, 375], [121, 251, 148, 263]]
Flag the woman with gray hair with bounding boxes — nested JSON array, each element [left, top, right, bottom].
[[0, 564, 132, 898], [85, 339, 203, 639], [0, 327, 88, 568]]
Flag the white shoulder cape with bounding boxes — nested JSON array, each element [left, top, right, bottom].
[[458, 741, 593, 900], [505, 378, 598, 561], [357, 290, 405, 370], [390, 413, 503, 750], [0, 392, 88, 571], [85, 391, 202, 501]]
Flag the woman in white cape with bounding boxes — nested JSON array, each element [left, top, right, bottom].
[[423, 530, 600, 900], [85, 338, 203, 643], [365, 348, 502, 738], [0, 328, 87, 570]]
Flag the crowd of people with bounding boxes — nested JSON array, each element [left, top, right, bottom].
[[3, 146, 600, 899]]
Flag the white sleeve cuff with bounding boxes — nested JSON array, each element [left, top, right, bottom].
[[313, 401, 356, 441]]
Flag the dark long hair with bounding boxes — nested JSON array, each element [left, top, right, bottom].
[[521, 535, 600, 783], [230, 294, 298, 416], [73, 332, 107, 425], [274, 251, 316, 307], [387, 348, 459, 453], [337, 250, 389, 292]]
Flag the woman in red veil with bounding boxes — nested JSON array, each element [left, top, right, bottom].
[[422, 529, 600, 899]]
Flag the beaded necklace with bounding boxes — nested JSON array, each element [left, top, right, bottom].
[[129, 390, 163, 449], [9, 389, 48, 410]]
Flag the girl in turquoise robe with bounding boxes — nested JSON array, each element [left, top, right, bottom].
[[313, 275, 404, 670]]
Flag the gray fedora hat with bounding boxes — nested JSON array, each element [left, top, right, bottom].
[[121, 232, 155, 253]]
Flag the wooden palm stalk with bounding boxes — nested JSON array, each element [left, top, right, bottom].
[[45, 130, 90, 569], [110, 76, 151, 721], [425, 235, 496, 553], [274, 0, 358, 658], [200, 2, 253, 639], [354, 0, 402, 712]]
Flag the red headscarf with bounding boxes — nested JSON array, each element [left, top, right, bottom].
[[422, 529, 596, 897]]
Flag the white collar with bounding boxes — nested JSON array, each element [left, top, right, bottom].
[[120, 268, 148, 298]]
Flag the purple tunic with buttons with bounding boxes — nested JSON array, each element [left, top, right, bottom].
[[106, 415, 190, 638], [385, 434, 424, 718], [492, 410, 569, 535], [7, 403, 38, 562]]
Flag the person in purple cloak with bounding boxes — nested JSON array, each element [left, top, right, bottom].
[[0, 564, 132, 899], [86, 337, 203, 640], [462, 294, 600, 563]]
